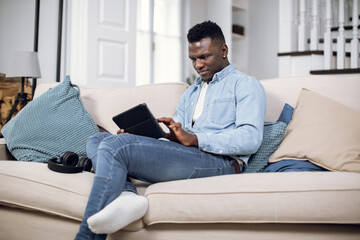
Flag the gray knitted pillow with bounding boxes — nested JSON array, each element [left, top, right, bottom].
[[243, 121, 287, 173], [1, 75, 99, 162]]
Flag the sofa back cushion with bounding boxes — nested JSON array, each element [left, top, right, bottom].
[[35, 82, 189, 134], [261, 74, 360, 121], [35, 74, 360, 131]]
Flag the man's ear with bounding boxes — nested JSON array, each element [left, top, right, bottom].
[[221, 44, 228, 56]]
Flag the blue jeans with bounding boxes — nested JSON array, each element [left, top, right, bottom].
[[75, 132, 239, 240]]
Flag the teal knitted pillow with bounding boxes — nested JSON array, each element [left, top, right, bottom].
[[243, 121, 287, 173], [1, 76, 99, 162]]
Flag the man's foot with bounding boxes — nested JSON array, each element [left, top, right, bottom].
[[87, 191, 148, 234]]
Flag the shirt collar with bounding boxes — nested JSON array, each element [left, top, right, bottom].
[[194, 64, 235, 86]]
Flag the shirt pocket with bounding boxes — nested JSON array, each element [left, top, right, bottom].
[[210, 98, 236, 126]]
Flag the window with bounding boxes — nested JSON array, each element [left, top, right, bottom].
[[136, 0, 182, 86]]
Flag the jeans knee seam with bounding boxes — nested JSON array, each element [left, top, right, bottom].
[[94, 150, 116, 213]]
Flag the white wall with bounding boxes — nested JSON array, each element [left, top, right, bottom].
[[0, 0, 60, 84], [184, 0, 233, 80], [248, 0, 279, 80], [206, 0, 232, 54], [186, 0, 280, 80], [0, 0, 35, 73], [38, 0, 61, 83]]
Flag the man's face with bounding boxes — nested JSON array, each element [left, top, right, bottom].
[[188, 37, 228, 82]]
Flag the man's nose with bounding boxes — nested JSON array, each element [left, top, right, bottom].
[[194, 59, 204, 70]]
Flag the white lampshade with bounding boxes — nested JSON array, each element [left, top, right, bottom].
[[6, 51, 41, 78]]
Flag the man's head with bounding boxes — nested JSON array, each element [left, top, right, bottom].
[[187, 21, 229, 82]]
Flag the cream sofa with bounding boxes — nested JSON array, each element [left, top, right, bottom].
[[0, 74, 360, 240]]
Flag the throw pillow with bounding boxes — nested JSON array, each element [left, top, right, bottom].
[[243, 121, 287, 173], [244, 103, 293, 174], [263, 159, 328, 172], [277, 103, 294, 125], [269, 89, 360, 172], [1, 75, 99, 162]]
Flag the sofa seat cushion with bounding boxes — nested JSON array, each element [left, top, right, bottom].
[[0, 161, 144, 231], [144, 171, 360, 225]]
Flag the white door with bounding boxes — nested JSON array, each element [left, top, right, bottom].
[[87, 0, 137, 88]]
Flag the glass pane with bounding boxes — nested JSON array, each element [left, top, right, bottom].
[[136, 0, 182, 86], [153, 34, 181, 83], [136, 32, 151, 86], [154, 0, 181, 36]]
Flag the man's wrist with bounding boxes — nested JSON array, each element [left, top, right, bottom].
[[191, 134, 198, 147]]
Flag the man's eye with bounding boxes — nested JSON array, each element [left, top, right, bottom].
[[202, 56, 208, 59]]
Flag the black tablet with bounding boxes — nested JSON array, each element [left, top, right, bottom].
[[112, 103, 166, 139]]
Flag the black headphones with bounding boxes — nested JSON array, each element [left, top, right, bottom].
[[47, 152, 92, 174]]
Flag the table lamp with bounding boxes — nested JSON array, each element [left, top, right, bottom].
[[5, 51, 41, 123]]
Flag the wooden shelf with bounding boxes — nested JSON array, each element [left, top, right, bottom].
[[232, 0, 248, 10], [232, 33, 245, 39], [231, 0, 248, 73]]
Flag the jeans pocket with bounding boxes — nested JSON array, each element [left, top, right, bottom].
[[188, 167, 223, 179]]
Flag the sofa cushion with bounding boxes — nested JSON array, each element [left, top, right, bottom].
[[1, 76, 99, 162], [144, 171, 360, 225], [244, 102, 293, 174], [243, 121, 287, 173], [269, 89, 360, 172], [277, 103, 294, 125], [263, 159, 328, 172], [0, 161, 144, 231], [34, 82, 189, 134], [261, 74, 360, 122]]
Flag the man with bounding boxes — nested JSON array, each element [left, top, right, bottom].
[[75, 20, 266, 240]]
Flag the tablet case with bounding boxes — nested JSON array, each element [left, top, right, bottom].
[[112, 103, 166, 139]]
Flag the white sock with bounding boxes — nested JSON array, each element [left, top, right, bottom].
[[87, 191, 148, 234]]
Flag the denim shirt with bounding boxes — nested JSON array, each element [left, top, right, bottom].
[[173, 64, 266, 164]]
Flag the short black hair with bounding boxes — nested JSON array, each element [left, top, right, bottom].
[[187, 21, 225, 44]]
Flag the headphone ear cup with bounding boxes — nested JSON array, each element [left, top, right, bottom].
[[78, 157, 92, 172], [61, 152, 79, 166]]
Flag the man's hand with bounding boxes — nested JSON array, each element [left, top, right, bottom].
[[116, 129, 125, 134], [157, 117, 198, 147]]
